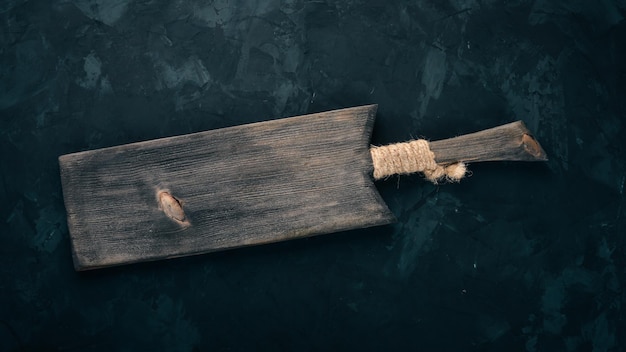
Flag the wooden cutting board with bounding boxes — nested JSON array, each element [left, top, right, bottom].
[[59, 105, 546, 270]]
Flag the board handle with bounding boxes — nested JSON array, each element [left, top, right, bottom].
[[370, 121, 547, 182]]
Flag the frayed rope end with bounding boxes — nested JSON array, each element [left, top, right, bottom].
[[423, 162, 467, 184]]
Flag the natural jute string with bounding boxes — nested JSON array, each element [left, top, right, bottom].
[[370, 139, 466, 183]]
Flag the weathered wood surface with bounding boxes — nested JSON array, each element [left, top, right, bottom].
[[59, 105, 395, 270], [429, 121, 547, 164], [60, 105, 548, 270]]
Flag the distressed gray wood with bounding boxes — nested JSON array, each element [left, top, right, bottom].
[[59, 105, 395, 270], [60, 106, 548, 271], [429, 121, 547, 164]]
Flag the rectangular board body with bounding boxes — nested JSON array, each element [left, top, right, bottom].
[[59, 105, 395, 270]]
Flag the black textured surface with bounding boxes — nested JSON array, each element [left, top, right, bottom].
[[1, 1, 625, 351]]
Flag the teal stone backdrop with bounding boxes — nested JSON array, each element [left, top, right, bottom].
[[1, 0, 624, 350]]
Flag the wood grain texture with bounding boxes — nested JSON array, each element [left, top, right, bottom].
[[59, 105, 395, 270], [429, 121, 547, 164]]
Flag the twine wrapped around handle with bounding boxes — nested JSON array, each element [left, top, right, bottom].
[[370, 120, 548, 184], [370, 139, 467, 183]]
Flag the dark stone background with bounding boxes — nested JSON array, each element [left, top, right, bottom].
[[1, 0, 625, 350]]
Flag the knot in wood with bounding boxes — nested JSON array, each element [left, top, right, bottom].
[[157, 190, 189, 226]]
